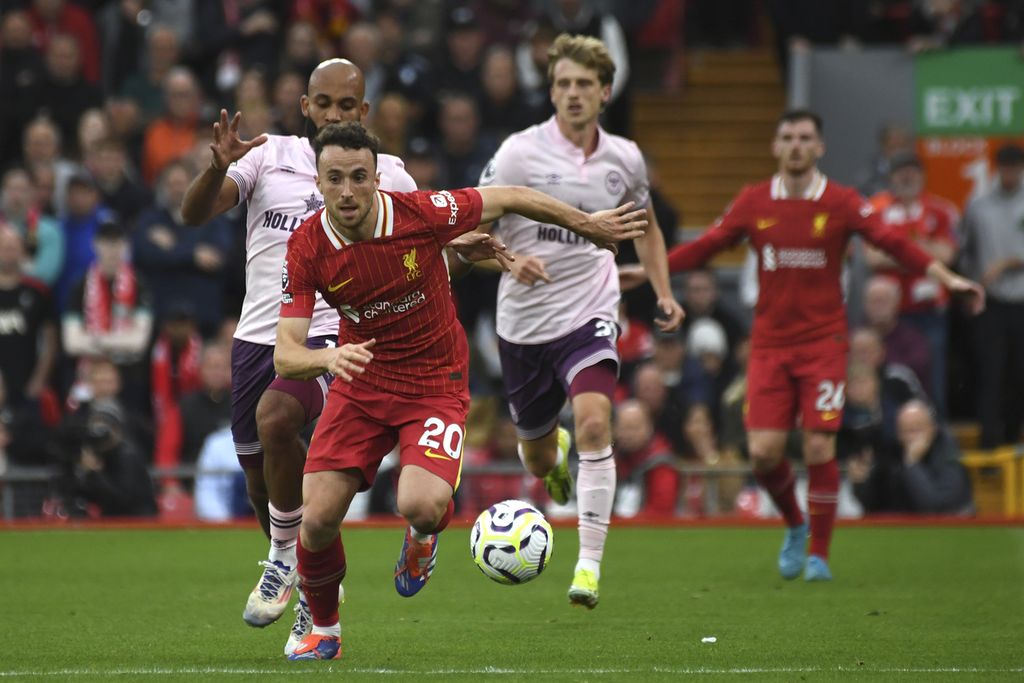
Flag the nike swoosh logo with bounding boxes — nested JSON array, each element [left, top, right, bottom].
[[327, 278, 353, 292], [424, 448, 450, 460], [821, 411, 839, 421], [756, 219, 777, 230]]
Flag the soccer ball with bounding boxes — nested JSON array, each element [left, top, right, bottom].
[[470, 499, 553, 585]]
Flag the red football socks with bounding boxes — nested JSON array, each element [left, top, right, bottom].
[[807, 459, 840, 560], [754, 459, 805, 528], [297, 534, 347, 627]]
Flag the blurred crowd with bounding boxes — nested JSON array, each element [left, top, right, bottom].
[[0, 0, 1020, 520]]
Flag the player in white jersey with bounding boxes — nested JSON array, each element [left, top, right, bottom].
[[476, 35, 684, 608], [180, 59, 507, 654]]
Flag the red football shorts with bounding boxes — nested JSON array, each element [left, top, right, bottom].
[[745, 336, 848, 433], [305, 382, 470, 491]]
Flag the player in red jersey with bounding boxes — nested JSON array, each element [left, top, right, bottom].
[[275, 122, 648, 660], [667, 110, 984, 582]]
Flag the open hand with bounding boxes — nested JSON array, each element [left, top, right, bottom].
[[447, 232, 514, 271], [210, 109, 268, 171], [509, 254, 551, 286], [327, 339, 375, 382], [578, 201, 648, 251]]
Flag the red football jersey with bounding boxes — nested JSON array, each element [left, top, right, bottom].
[[668, 173, 934, 348], [868, 191, 960, 314], [280, 188, 484, 395]]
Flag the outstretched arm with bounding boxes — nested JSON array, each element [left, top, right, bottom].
[[274, 316, 376, 382], [477, 186, 647, 250], [181, 110, 267, 225], [633, 206, 684, 332]]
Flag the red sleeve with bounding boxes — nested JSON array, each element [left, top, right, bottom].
[[279, 231, 319, 319], [848, 190, 933, 275], [667, 192, 749, 273], [413, 189, 484, 245]]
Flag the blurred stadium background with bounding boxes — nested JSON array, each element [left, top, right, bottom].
[[0, 0, 1022, 524]]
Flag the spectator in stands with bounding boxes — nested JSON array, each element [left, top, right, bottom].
[[613, 399, 679, 517], [66, 398, 157, 517], [27, 0, 101, 85], [0, 227, 58, 413], [437, 6, 487, 103], [119, 24, 182, 125], [372, 92, 413, 157], [150, 302, 203, 495], [61, 220, 153, 406], [95, 0, 148, 96], [849, 399, 973, 515], [478, 45, 544, 143], [55, 171, 116, 311], [403, 136, 444, 190], [837, 362, 888, 462], [960, 143, 1024, 448], [344, 22, 386, 108], [142, 67, 203, 186], [34, 33, 103, 159], [863, 275, 932, 395], [633, 360, 689, 456], [680, 402, 743, 514], [77, 108, 111, 162], [290, 0, 358, 49], [104, 96, 145, 167], [270, 70, 306, 137], [0, 10, 45, 167], [85, 138, 151, 228], [194, 425, 251, 522], [375, 8, 435, 122], [858, 122, 914, 197], [907, 0, 993, 52], [680, 269, 746, 358], [543, 0, 631, 134], [277, 20, 324, 83], [849, 327, 927, 442], [471, 0, 537, 47], [686, 317, 732, 420], [133, 160, 231, 334], [179, 341, 232, 473], [867, 151, 959, 414], [462, 414, 535, 512], [191, 0, 284, 97], [515, 17, 558, 118], [1, 167, 64, 287], [21, 116, 77, 217]]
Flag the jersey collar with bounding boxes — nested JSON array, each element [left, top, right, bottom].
[[319, 191, 395, 249], [771, 170, 828, 200]]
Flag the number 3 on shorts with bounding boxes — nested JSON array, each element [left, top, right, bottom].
[[417, 417, 464, 459]]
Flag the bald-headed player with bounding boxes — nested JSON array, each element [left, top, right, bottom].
[[180, 59, 502, 655]]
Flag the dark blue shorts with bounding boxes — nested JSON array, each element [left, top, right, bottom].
[[498, 319, 619, 440], [230, 335, 336, 470]]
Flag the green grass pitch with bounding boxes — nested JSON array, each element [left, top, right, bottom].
[[2, 525, 1022, 681]]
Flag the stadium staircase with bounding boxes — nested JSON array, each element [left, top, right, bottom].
[[632, 49, 784, 266]]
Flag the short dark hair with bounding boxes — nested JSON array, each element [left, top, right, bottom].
[[312, 122, 379, 169], [777, 109, 823, 135]]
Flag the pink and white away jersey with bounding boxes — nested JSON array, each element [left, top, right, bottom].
[[479, 116, 650, 344], [226, 134, 416, 344]]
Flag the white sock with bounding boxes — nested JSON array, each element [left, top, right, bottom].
[[410, 527, 431, 542], [576, 445, 615, 569], [268, 503, 303, 568], [312, 623, 341, 638]]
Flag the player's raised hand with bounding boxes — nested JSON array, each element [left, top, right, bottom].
[[510, 254, 551, 286], [578, 201, 648, 251], [328, 339, 376, 382], [210, 109, 268, 171], [654, 296, 685, 333], [447, 232, 515, 271], [947, 274, 986, 315]]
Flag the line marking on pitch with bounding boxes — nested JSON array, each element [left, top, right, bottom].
[[1, 667, 1023, 677]]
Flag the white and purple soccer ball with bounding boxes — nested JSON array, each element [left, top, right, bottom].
[[470, 499, 553, 585]]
